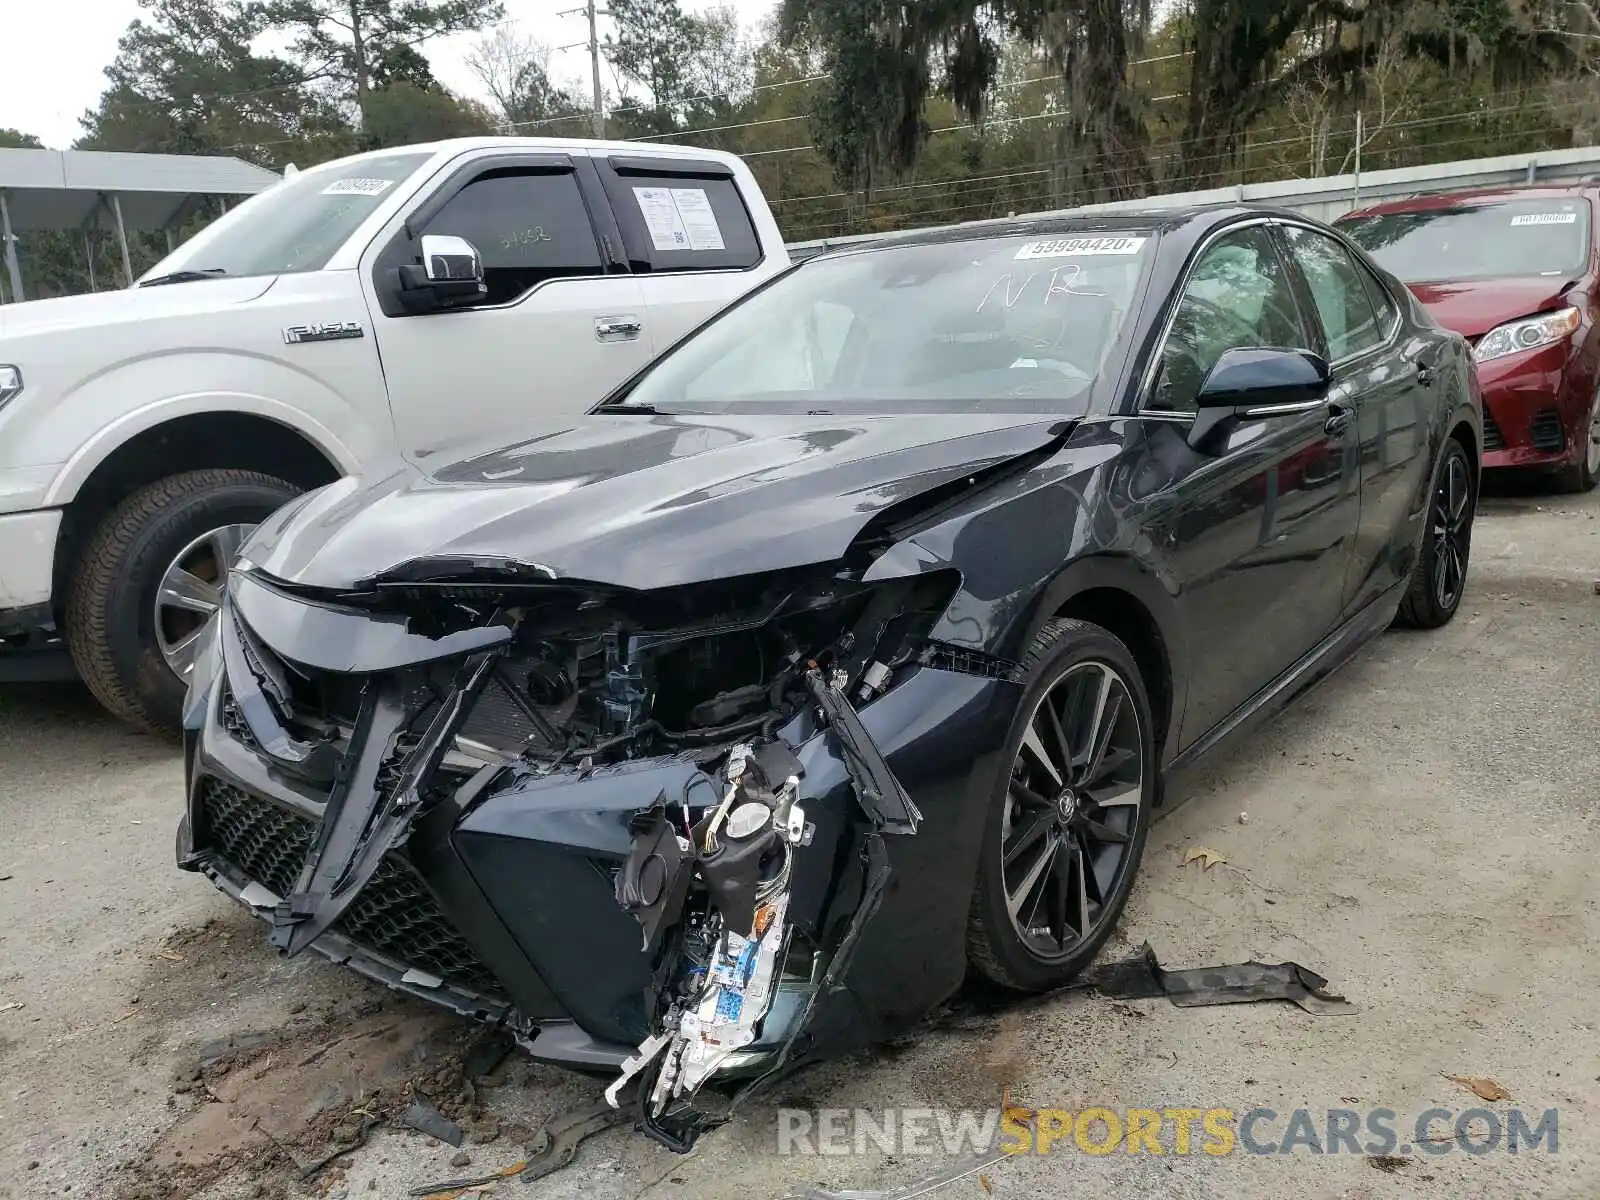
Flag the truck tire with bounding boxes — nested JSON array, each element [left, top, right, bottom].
[[66, 470, 302, 736]]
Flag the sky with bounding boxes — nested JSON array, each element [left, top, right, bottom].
[[0, 0, 778, 151]]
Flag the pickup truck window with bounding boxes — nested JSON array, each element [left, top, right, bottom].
[[142, 153, 430, 281], [598, 159, 762, 274], [419, 168, 605, 305]]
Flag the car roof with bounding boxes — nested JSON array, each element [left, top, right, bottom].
[[1340, 183, 1600, 221], [806, 202, 1310, 260], [290, 136, 747, 174]]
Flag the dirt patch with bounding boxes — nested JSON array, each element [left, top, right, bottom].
[[109, 1003, 482, 1200]]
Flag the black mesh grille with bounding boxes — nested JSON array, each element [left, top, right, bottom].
[[197, 778, 504, 997], [1482, 409, 1505, 452], [1531, 408, 1565, 452]]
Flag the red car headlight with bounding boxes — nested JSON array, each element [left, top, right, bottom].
[[1473, 306, 1581, 364]]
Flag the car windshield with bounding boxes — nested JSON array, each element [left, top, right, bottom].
[[617, 231, 1155, 413], [141, 152, 432, 281], [1339, 198, 1591, 283]]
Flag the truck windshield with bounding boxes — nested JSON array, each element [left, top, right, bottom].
[[141, 153, 432, 282], [615, 231, 1154, 414], [1339, 198, 1592, 282]]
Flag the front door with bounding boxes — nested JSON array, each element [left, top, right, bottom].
[[364, 160, 653, 462], [1138, 222, 1360, 748], [1280, 222, 1435, 614]]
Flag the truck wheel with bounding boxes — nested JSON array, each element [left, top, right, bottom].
[[66, 470, 301, 735]]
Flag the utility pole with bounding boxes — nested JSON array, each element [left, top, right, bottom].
[[559, 1, 608, 138]]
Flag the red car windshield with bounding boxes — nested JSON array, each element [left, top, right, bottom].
[[1339, 198, 1590, 283]]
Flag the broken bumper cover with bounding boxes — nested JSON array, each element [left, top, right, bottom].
[[178, 568, 1018, 1135]]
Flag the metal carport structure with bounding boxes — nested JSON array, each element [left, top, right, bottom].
[[0, 148, 282, 301]]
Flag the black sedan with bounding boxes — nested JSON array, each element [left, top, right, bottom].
[[177, 205, 1480, 1149]]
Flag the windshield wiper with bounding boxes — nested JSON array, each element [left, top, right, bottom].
[[595, 401, 661, 414], [138, 268, 228, 287]]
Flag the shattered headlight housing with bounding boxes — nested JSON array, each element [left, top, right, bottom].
[[1473, 306, 1581, 364]]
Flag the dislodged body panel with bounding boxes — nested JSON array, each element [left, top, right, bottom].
[[180, 504, 1022, 1147]]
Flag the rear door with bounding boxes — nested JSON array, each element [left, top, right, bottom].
[[1278, 222, 1429, 614], [590, 153, 777, 355], [1137, 221, 1360, 747], [362, 153, 653, 461]]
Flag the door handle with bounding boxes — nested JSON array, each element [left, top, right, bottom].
[[1324, 401, 1355, 438], [595, 315, 643, 342]]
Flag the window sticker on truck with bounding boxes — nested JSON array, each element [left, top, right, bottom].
[[634, 187, 725, 252], [321, 178, 396, 197]]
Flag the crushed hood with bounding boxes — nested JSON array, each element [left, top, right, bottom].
[[1407, 277, 1578, 340], [243, 411, 1070, 592]]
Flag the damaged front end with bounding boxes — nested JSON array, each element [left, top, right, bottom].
[[182, 550, 1004, 1151]]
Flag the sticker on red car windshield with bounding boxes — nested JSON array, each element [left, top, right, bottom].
[[1510, 212, 1578, 226], [1015, 236, 1147, 260]]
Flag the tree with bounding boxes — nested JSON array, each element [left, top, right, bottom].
[[360, 80, 496, 145], [258, 0, 505, 126], [78, 0, 346, 166], [465, 24, 589, 133], [605, 0, 706, 135]]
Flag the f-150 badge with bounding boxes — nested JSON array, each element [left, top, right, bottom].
[[283, 321, 364, 344]]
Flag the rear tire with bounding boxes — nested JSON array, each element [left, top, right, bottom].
[[1396, 437, 1474, 630], [966, 618, 1156, 992], [66, 470, 301, 735]]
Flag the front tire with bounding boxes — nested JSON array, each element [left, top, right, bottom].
[[66, 470, 301, 735], [1396, 436, 1475, 630], [1555, 391, 1600, 493], [966, 618, 1156, 992]]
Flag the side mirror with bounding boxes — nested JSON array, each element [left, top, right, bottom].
[[1188, 347, 1330, 450], [1196, 347, 1330, 409], [420, 234, 482, 284], [396, 234, 487, 312]]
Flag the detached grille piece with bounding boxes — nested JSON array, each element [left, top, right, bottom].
[[1531, 408, 1565, 453], [1482, 409, 1505, 452], [197, 778, 504, 997]]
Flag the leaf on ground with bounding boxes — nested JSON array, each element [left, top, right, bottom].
[[1444, 1074, 1512, 1101], [1182, 845, 1227, 870], [978, 1173, 994, 1194]]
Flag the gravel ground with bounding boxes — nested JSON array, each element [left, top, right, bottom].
[[1, 478, 1597, 1200]]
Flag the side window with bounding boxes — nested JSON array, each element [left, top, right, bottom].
[[1152, 226, 1310, 414], [420, 169, 603, 305], [1356, 259, 1400, 337], [601, 159, 762, 273], [1282, 225, 1382, 360]]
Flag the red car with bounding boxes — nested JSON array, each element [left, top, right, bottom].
[[1338, 186, 1600, 491]]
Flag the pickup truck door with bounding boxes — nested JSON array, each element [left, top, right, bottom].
[[361, 153, 651, 461], [590, 153, 784, 355]]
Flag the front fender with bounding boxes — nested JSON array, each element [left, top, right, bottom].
[[43, 372, 365, 507]]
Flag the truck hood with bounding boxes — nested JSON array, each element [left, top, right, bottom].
[[244, 411, 1072, 592], [1406, 277, 1577, 340], [0, 275, 277, 338]]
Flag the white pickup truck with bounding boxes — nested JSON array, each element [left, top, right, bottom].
[[0, 137, 790, 732]]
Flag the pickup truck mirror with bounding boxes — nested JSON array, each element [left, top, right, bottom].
[[396, 234, 487, 312]]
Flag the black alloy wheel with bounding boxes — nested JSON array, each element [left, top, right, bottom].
[[967, 618, 1155, 991], [1397, 437, 1474, 629]]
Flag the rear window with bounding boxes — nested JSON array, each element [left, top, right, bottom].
[[599, 157, 761, 273], [1338, 198, 1591, 283]]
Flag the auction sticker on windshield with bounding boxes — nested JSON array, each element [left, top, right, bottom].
[[1510, 212, 1578, 226], [321, 178, 395, 196], [1015, 236, 1148, 260]]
